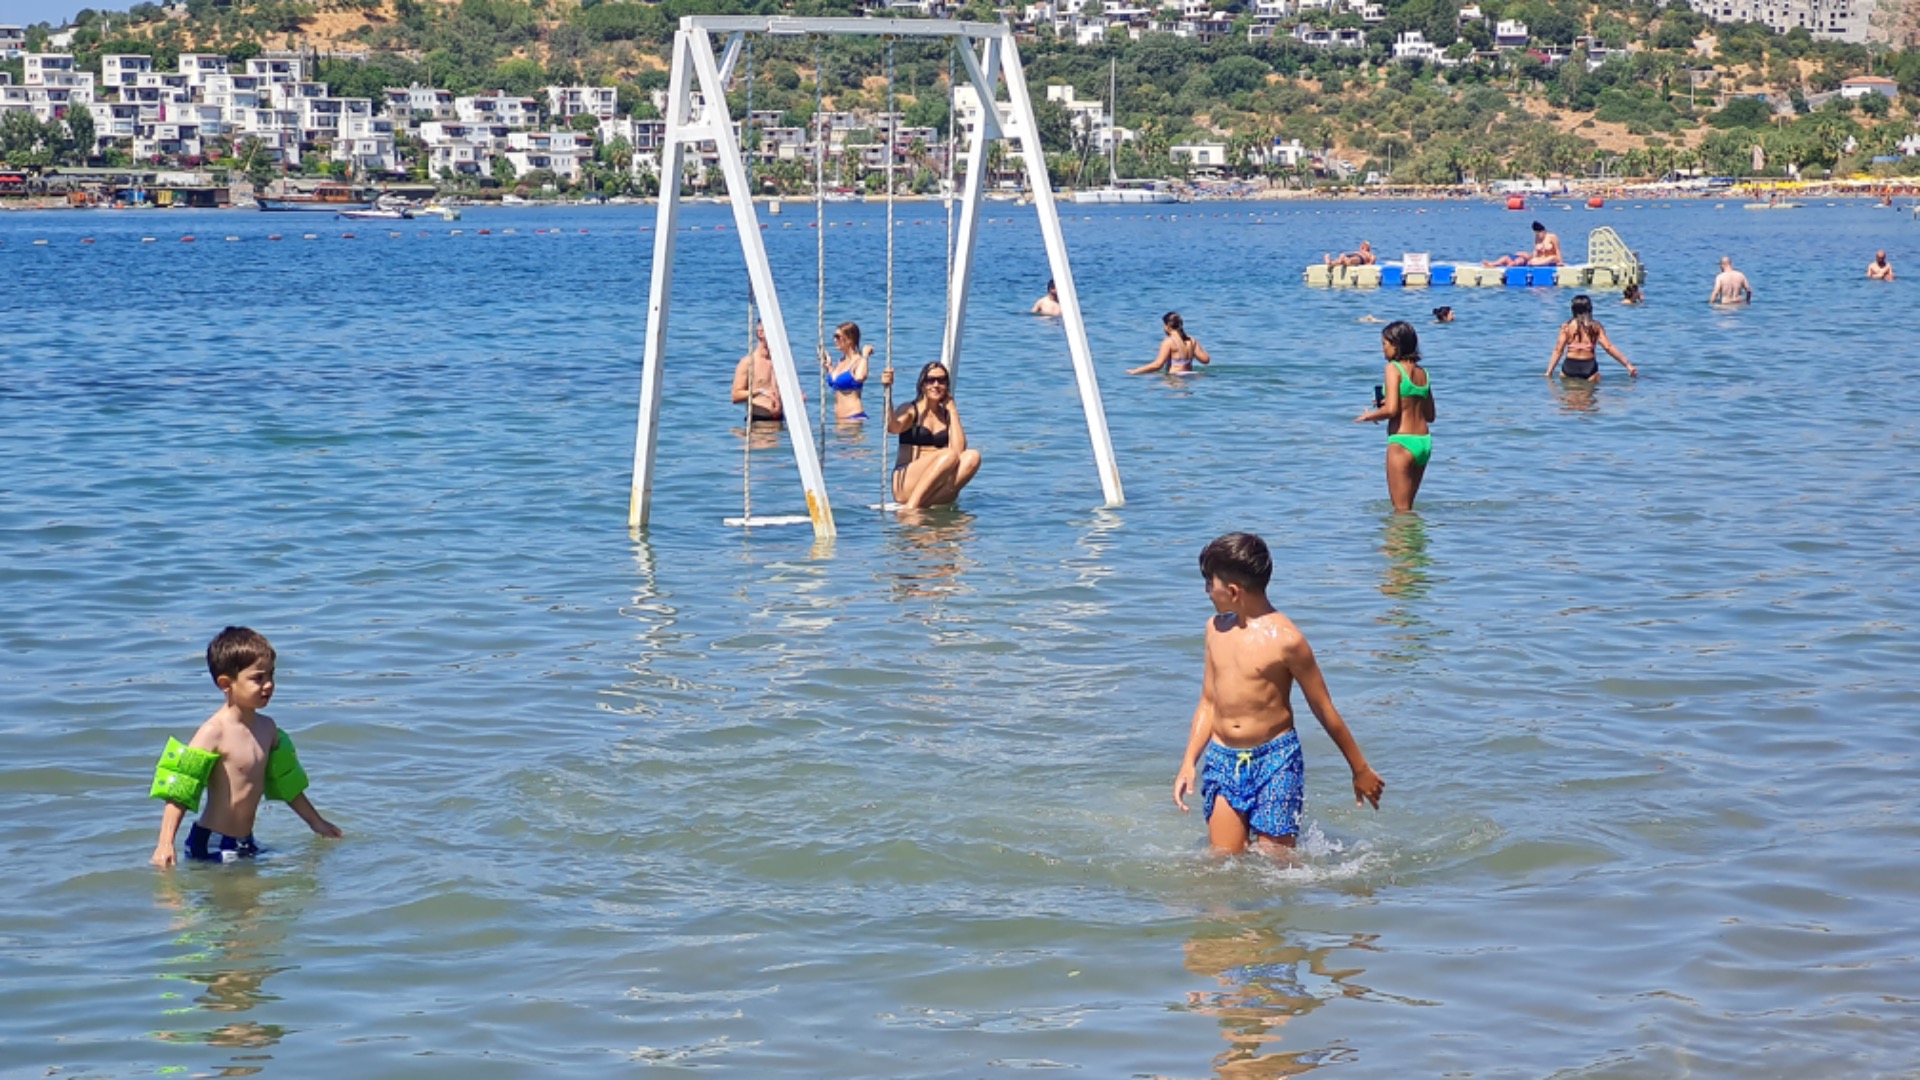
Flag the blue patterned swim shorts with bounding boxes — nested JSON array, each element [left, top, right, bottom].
[[1200, 730, 1304, 839]]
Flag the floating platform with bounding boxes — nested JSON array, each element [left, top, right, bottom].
[[1303, 227, 1645, 290]]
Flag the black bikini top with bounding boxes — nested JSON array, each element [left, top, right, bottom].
[[899, 423, 949, 449]]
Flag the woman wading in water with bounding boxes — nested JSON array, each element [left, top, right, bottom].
[[880, 362, 982, 509], [1355, 321, 1436, 513], [1545, 294, 1637, 381], [1130, 312, 1211, 375]]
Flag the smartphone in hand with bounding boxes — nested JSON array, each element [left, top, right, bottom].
[[1373, 384, 1386, 408]]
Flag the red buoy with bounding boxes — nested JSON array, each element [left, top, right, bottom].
[[1506, 196, 1526, 211], [1588, 197, 1605, 209]]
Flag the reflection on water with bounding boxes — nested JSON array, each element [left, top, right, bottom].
[[1180, 915, 1373, 1077], [151, 865, 316, 1068], [882, 509, 977, 603], [1550, 377, 1601, 414], [1375, 514, 1441, 669]]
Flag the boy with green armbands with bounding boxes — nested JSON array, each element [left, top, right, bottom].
[[150, 627, 342, 867]]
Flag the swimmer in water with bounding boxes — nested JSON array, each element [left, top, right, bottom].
[[1545, 294, 1637, 381], [1354, 320, 1435, 513], [822, 321, 872, 420], [1356, 315, 1385, 324], [1867, 250, 1895, 281], [1031, 278, 1062, 316], [1709, 256, 1753, 305], [1130, 311, 1211, 375], [1324, 241, 1376, 268], [1172, 532, 1384, 858], [731, 323, 783, 421], [1622, 283, 1644, 305], [1432, 306, 1454, 323], [1484, 221, 1562, 267]]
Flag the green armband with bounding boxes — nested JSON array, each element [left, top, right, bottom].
[[263, 732, 310, 803], [150, 738, 219, 811]]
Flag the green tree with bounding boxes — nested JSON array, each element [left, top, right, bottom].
[[64, 108, 96, 165], [491, 152, 517, 186], [236, 136, 278, 188]]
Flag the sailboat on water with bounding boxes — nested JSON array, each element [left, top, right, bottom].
[[1074, 60, 1180, 205]]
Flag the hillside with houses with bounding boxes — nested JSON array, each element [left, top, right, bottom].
[[4, 0, 1920, 198]]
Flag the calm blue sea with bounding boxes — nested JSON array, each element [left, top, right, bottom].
[[3, 196, 1917, 1077]]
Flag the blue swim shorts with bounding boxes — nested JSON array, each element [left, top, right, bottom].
[[1199, 730, 1304, 839], [186, 822, 259, 863]]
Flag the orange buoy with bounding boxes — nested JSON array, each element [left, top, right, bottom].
[[1588, 197, 1605, 209], [1506, 196, 1526, 211]]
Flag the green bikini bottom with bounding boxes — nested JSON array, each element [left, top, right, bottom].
[[1387, 434, 1433, 468]]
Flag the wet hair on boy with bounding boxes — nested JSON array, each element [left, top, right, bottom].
[[1199, 532, 1272, 592], [207, 626, 276, 685]]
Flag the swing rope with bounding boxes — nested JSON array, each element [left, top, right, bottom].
[[815, 36, 829, 463], [741, 36, 756, 525], [880, 37, 897, 513]]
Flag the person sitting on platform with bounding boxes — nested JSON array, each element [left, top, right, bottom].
[[732, 323, 783, 422], [880, 361, 982, 509], [1324, 241, 1376, 268], [1483, 221, 1561, 268], [1031, 278, 1062, 317]]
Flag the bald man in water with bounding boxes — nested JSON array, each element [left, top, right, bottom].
[[1867, 250, 1895, 281], [1709, 257, 1753, 304]]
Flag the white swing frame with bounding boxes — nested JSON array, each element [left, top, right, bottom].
[[629, 16, 1124, 539]]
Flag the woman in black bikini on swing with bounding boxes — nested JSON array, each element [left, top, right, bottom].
[[1545, 294, 1638, 382], [879, 361, 983, 509]]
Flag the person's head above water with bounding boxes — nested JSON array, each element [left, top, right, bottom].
[[1047, 278, 1058, 296], [1570, 294, 1594, 322], [915, 361, 951, 402], [1432, 306, 1454, 323], [1532, 221, 1546, 235], [1163, 311, 1190, 340], [1199, 532, 1272, 594], [1381, 320, 1421, 363], [1624, 283, 1643, 302], [1876, 250, 1888, 263]]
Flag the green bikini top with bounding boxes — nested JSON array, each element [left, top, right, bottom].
[[1391, 361, 1431, 399]]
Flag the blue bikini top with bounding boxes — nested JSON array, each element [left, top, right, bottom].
[[828, 366, 864, 392]]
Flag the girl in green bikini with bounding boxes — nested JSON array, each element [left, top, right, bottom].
[[1355, 321, 1435, 513]]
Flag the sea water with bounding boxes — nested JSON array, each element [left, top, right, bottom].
[[2, 199, 1917, 1076]]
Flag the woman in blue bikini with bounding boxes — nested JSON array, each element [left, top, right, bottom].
[[1354, 321, 1435, 513], [823, 321, 873, 420]]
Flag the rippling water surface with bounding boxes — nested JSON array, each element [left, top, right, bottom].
[[4, 197, 1917, 1077]]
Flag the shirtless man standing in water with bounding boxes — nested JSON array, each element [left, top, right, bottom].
[[1031, 279, 1062, 316], [1710, 256, 1754, 305], [1172, 533, 1385, 857], [1867, 251, 1895, 281]]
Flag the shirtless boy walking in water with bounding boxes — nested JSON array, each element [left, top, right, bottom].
[[1173, 534, 1385, 856]]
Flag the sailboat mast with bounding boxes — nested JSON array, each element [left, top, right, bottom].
[[1108, 59, 1119, 186]]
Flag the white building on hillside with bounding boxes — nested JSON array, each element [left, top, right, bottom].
[[1687, 0, 1875, 43], [1839, 74, 1898, 98], [1494, 19, 1529, 47], [457, 91, 539, 128], [546, 85, 618, 122], [177, 54, 229, 89], [1392, 30, 1449, 63], [103, 54, 153, 89], [503, 129, 590, 181], [0, 25, 26, 60]]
